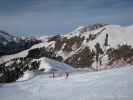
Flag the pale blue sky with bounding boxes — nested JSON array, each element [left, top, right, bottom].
[[0, 0, 133, 36]]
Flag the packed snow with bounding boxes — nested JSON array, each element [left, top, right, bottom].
[[0, 66, 133, 100], [38, 57, 74, 73]]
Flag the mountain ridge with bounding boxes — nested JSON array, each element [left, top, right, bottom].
[[45, 24, 133, 69], [0, 30, 41, 57], [1, 24, 133, 83]]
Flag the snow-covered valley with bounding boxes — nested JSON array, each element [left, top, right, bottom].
[[0, 66, 133, 100]]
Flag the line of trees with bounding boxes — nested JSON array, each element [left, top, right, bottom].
[[94, 33, 109, 71]]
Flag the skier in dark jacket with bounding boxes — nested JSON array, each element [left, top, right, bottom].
[[65, 72, 69, 79]]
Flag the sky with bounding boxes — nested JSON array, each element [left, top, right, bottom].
[[0, 0, 133, 37]]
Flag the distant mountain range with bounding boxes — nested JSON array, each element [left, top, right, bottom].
[[0, 30, 41, 56]]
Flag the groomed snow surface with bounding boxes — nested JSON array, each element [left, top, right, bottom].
[[0, 66, 133, 100]]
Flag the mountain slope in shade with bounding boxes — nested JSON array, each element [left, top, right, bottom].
[[0, 30, 41, 57], [0, 42, 49, 64], [0, 66, 133, 100], [0, 30, 17, 43]]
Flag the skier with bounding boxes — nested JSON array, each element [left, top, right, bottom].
[[52, 72, 55, 78], [65, 72, 69, 79]]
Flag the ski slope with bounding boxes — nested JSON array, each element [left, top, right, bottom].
[[17, 57, 74, 81], [38, 57, 74, 73], [0, 66, 133, 100]]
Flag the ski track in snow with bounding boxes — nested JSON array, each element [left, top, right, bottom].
[[0, 66, 133, 100]]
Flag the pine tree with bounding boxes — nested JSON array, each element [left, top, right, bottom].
[[104, 33, 109, 51], [95, 43, 103, 71]]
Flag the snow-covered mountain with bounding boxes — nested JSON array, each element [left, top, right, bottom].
[[0, 30, 41, 57], [47, 24, 133, 58], [0, 65, 133, 100], [0, 44, 74, 83], [45, 24, 133, 69], [0, 30, 19, 44], [1, 24, 133, 83], [1, 24, 133, 67], [0, 24, 133, 99]]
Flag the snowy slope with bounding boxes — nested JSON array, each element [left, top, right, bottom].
[[86, 25, 133, 49], [46, 24, 133, 60], [65, 24, 133, 49], [1, 24, 133, 66], [62, 25, 133, 46], [0, 66, 133, 100], [38, 57, 74, 73], [17, 71, 36, 81], [17, 57, 74, 81], [0, 42, 49, 64], [41, 24, 133, 69]]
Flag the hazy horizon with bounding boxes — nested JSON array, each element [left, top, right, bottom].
[[0, 0, 133, 36]]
